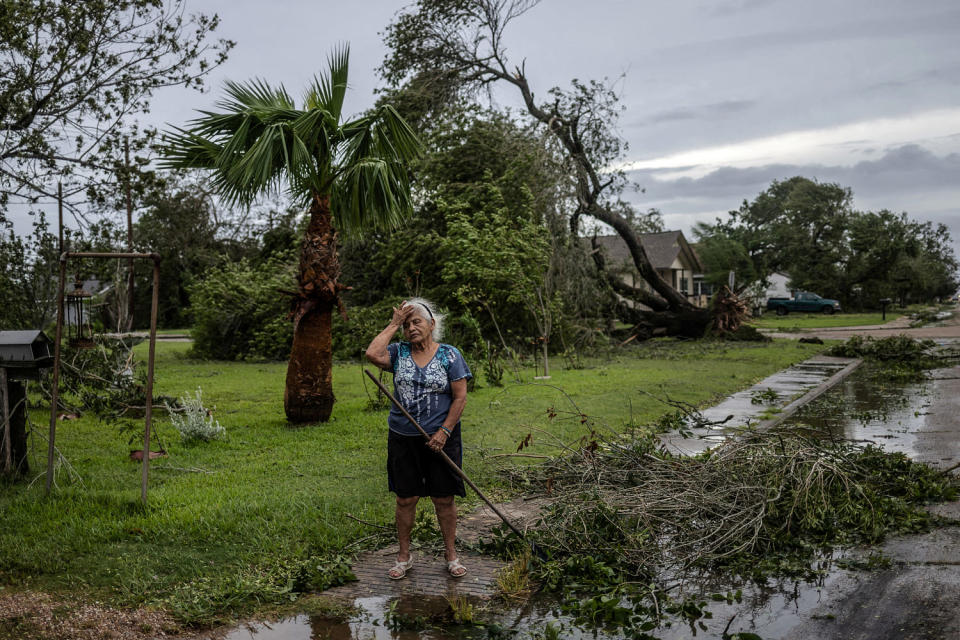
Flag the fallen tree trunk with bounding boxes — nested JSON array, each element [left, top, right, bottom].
[[611, 299, 713, 340]]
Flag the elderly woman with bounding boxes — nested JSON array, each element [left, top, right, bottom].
[[365, 298, 472, 580]]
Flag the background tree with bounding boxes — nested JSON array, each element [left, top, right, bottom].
[[703, 178, 958, 308], [708, 176, 852, 299], [380, 0, 712, 339], [162, 47, 421, 423], [0, 0, 232, 219], [339, 104, 605, 359], [692, 224, 757, 293], [0, 214, 61, 330], [129, 179, 256, 328]]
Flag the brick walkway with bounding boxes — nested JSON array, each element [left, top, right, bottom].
[[323, 547, 510, 600], [322, 498, 543, 602]]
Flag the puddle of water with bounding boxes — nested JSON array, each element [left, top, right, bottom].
[[225, 593, 570, 640], [786, 370, 929, 459], [241, 573, 856, 640]]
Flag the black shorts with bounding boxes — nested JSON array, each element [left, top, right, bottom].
[[387, 426, 466, 498]]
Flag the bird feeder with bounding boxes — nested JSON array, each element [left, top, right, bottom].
[[66, 277, 95, 349]]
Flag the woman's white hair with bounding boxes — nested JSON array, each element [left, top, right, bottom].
[[405, 297, 444, 341]]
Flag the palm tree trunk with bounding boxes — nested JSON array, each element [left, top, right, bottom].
[[284, 194, 340, 423]]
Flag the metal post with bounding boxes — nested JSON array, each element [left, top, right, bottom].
[[57, 182, 63, 255], [124, 138, 135, 331], [1, 368, 11, 475], [140, 257, 160, 505], [46, 257, 68, 493]]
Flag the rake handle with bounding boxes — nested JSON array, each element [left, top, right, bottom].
[[364, 368, 526, 540]]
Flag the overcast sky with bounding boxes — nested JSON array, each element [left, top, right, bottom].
[[16, 0, 960, 250]]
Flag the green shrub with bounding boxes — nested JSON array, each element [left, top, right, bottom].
[[331, 299, 397, 361], [189, 258, 294, 361]]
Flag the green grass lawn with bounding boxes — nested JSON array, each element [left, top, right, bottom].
[[0, 338, 825, 623], [750, 311, 903, 331]]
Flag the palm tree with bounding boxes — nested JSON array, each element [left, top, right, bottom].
[[162, 46, 421, 423]]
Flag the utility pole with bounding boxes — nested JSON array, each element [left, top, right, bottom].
[[124, 138, 135, 331]]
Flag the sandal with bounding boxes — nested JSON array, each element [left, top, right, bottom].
[[388, 556, 414, 580], [447, 557, 467, 578]]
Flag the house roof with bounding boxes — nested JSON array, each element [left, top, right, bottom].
[[592, 230, 704, 272], [0, 330, 49, 346]]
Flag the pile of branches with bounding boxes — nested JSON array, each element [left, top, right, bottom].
[[39, 338, 171, 421], [827, 335, 949, 381], [510, 427, 956, 576]]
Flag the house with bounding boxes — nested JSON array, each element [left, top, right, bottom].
[[743, 272, 792, 315], [592, 230, 709, 308]]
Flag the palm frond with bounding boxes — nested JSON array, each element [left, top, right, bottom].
[[372, 104, 423, 164], [291, 108, 334, 163], [306, 43, 349, 121], [160, 46, 421, 226], [159, 128, 223, 170], [218, 78, 295, 113], [220, 123, 290, 206], [333, 158, 413, 236]]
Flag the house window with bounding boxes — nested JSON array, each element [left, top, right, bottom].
[[693, 277, 713, 297]]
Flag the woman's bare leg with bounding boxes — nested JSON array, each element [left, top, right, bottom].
[[431, 495, 458, 561], [395, 495, 419, 564]]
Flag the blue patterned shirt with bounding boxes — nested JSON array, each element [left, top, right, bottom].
[[386, 342, 472, 436]]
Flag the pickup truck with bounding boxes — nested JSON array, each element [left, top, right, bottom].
[[766, 292, 841, 315]]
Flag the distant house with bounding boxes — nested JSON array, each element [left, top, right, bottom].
[[765, 272, 791, 299], [744, 272, 792, 315], [592, 230, 708, 309]]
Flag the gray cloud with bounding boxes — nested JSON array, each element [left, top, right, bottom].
[[630, 145, 960, 202], [707, 0, 781, 18], [625, 144, 960, 252], [638, 99, 756, 126]]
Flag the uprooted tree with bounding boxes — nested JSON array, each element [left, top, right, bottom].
[[380, 0, 717, 339]]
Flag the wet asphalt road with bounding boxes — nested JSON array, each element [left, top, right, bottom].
[[725, 365, 960, 640]]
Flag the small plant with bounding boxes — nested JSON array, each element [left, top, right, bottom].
[[384, 599, 429, 632], [166, 387, 225, 444], [483, 346, 505, 387], [835, 551, 892, 571], [653, 409, 694, 437], [540, 622, 562, 640], [750, 387, 779, 405], [410, 508, 442, 545], [445, 595, 477, 624], [496, 550, 532, 600]]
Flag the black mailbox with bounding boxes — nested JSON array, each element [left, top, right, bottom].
[[879, 298, 893, 321], [0, 330, 55, 379]]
